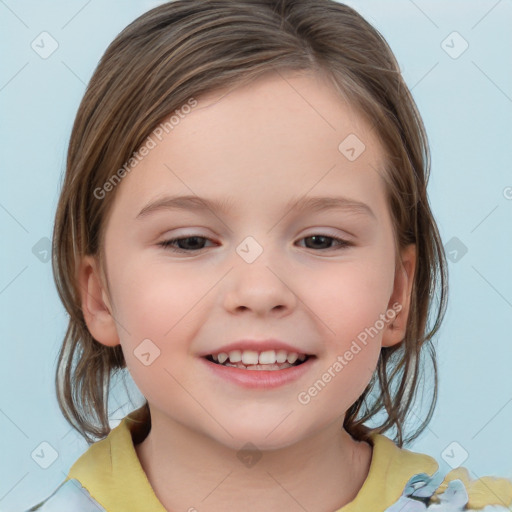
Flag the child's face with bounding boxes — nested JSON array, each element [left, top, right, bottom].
[[81, 70, 415, 450]]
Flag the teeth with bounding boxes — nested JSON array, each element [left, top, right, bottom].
[[259, 350, 276, 364], [287, 352, 298, 364], [210, 349, 308, 366], [276, 350, 287, 363], [241, 350, 259, 365], [228, 350, 242, 363], [217, 352, 228, 364]]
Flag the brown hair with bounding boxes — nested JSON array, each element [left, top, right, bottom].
[[52, 0, 447, 446]]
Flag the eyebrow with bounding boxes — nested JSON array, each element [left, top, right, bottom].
[[136, 194, 376, 220]]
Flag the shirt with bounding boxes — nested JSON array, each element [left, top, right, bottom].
[[25, 405, 512, 511]]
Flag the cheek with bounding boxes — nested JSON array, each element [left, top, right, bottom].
[[304, 257, 394, 342], [107, 261, 212, 388], [297, 360, 377, 438], [110, 259, 210, 339]]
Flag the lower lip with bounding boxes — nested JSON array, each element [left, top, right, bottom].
[[200, 357, 316, 389]]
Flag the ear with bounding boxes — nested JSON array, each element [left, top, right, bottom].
[[78, 255, 120, 347], [381, 243, 416, 348]]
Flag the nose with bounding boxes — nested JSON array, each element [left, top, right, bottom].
[[222, 248, 298, 317]]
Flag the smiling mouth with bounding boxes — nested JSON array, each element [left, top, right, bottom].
[[204, 350, 314, 371]]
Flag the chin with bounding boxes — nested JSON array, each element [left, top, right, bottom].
[[207, 419, 309, 453]]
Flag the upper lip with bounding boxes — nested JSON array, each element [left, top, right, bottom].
[[198, 339, 313, 357]]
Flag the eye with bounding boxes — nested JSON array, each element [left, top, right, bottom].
[[296, 234, 353, 251], [158, 236, 214, 253], [157, 234, 353, 254]]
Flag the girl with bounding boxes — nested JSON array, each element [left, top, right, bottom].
[[26, 0, 512, 511]]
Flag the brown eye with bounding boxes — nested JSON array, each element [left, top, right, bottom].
[[298, 235, 352, 251], [158, 236, 212, 252]]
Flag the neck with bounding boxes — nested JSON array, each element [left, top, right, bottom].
[[135, 407, 373, 512]]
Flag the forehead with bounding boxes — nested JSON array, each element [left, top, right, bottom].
[[108, 69, 389, 220]]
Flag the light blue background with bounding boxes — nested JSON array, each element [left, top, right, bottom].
[[1, 0, 511, 509]]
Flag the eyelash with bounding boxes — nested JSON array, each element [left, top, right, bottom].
[[157, 234, 354, 253]]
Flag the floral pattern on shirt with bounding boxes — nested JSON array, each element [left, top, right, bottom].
[[25, 470, 512, 511], [24, 479, 106, 511], [384, 471, 510, 511]]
